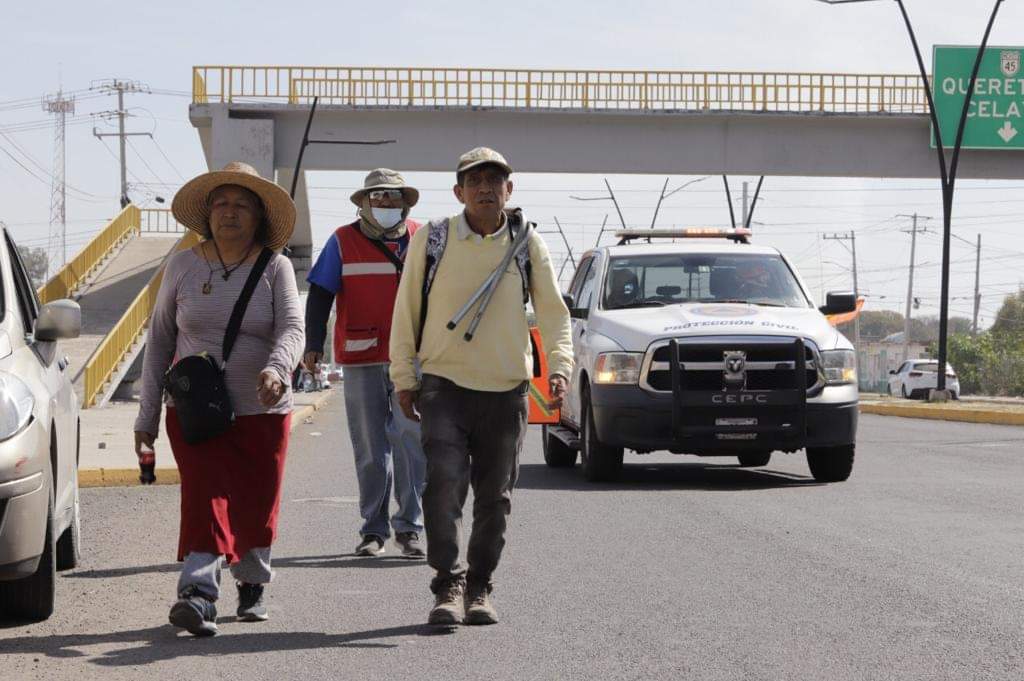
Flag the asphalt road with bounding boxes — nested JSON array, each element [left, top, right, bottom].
[[2, 395, 1022, 681]]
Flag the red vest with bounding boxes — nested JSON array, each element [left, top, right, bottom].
[[332, 220, 420, 365]]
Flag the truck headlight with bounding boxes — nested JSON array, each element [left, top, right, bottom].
[[594, 352, 643, 385], [821, 349, 857, 385], [0, 372, 34, 441]]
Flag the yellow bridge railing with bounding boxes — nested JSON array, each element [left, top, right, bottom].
[[37, 205, 140, 305], [193, 66, 929, 114], [140, 208, 185, 234], [81, 230, 201, 408]]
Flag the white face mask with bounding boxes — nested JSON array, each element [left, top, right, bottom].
[[371, 207, 404, 229]]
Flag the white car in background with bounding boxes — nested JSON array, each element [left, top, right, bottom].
[[888, 360, 960, 400]]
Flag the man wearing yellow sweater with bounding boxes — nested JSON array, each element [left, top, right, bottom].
[[390, 147, 572, 626]]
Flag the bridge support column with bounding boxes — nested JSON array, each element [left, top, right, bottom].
[[276, 167, 312, 289], [203, 106, 276, 180]]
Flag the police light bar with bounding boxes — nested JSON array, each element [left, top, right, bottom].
[[615, 228, 751, 244]]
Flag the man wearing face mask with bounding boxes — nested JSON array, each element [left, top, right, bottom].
[[304, 169, 427, 558]]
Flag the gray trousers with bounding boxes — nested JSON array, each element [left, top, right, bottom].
[[417, 374, 528, 593], [178, 548, 272, 601]]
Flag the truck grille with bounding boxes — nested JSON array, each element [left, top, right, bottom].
[[641, 336, 821, 393]]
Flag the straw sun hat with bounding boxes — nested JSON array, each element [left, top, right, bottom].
[[172, 161, 296, 251]]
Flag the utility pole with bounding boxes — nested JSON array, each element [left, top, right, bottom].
[[897, 213, 931, 361], [972, 234, 982, 335], [949, 230, 984, 335], [824, 231, 860, 349], [92, 79, 151, 208], [42, 89, 75, 276]]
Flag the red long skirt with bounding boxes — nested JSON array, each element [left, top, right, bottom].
[[166, 409, 291, 564]]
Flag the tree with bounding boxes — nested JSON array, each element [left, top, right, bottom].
[[855, 310, 904, 340], [16, 245, 49, 289], [990, 288, 1024, 344], [939, 290, 1024, 397], [944, 333, 991, 395], [908, 315, 972, 343], [839, 311, 972, 343]]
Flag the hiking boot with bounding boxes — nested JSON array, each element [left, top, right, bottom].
[[236, 582, 268, 622], [463, 583, 499, 625], [395, 532, 426, 559], [169, 587, 218, 637], [355, 535, 386, 557], [427, 579, 465, 625]]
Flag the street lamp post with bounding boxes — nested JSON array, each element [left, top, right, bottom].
[[816, 0, 1006, 397]]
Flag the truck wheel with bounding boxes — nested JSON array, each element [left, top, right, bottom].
[[580, 389, 623, 482], [543, 426, 577, 468], [806, 445, 855, 483], [737, 451, 771, 467], [0, 490, 56, 621]]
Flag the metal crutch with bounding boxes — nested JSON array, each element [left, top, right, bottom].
[[463, 222, 533, 341], [444, 216, 533, 339]]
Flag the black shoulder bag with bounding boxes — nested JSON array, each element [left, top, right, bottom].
[[163, 247, 274, 444]]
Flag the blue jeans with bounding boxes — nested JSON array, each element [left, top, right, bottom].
[[342, 363, 426, 538]]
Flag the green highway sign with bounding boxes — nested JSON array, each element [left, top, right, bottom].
[[932, 45, 1023, 150]]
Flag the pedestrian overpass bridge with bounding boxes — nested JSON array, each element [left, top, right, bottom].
[[189, 65, 1024, 277], [52, 65, 1024, 410]]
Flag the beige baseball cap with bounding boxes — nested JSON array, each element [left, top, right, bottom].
[[456, 147, 513, 176]]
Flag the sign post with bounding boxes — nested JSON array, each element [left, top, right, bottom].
[[933, 45, 1024, 150]]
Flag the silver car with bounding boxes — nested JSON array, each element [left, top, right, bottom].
[[0, 228, 81, 621]]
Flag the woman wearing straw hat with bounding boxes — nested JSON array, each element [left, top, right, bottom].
[[134, 161, 304, 637]]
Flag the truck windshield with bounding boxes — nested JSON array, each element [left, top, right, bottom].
[[603, 253, 810, 310]]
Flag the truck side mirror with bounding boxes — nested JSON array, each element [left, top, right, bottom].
[[819, 291, 857, 316]]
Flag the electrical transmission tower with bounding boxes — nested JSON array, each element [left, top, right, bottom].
[[92, 79, 151, 208], [42, 90, 75, 277]]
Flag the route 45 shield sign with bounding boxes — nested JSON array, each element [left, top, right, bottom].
[[1001, 50, 1020, 78]]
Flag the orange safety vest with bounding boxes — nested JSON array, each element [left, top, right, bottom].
[[332, 220, 420, 365]]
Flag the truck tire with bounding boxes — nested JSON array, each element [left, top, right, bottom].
[[580, 389, 623, 482], [543, 426, 577, 468], [737, 451, 772, 467], [0, 491, 57, 621], [806, 445, 855, 483]]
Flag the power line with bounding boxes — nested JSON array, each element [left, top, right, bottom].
[[148, 137, 187, 182], [126, 137, 170, 188]]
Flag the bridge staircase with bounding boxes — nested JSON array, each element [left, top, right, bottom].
[[37, 207, 197, 408]]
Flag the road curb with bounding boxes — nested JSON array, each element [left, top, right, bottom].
[[79, 391, 334, 489], [860, 402, 1024, 426]]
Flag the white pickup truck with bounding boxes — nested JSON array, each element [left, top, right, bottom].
[[543, 228, 859, 483]]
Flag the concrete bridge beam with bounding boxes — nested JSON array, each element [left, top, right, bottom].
[[190, 102, 1024, 259]]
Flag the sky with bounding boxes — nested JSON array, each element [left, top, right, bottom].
[[3, 0, 1024, 333]]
